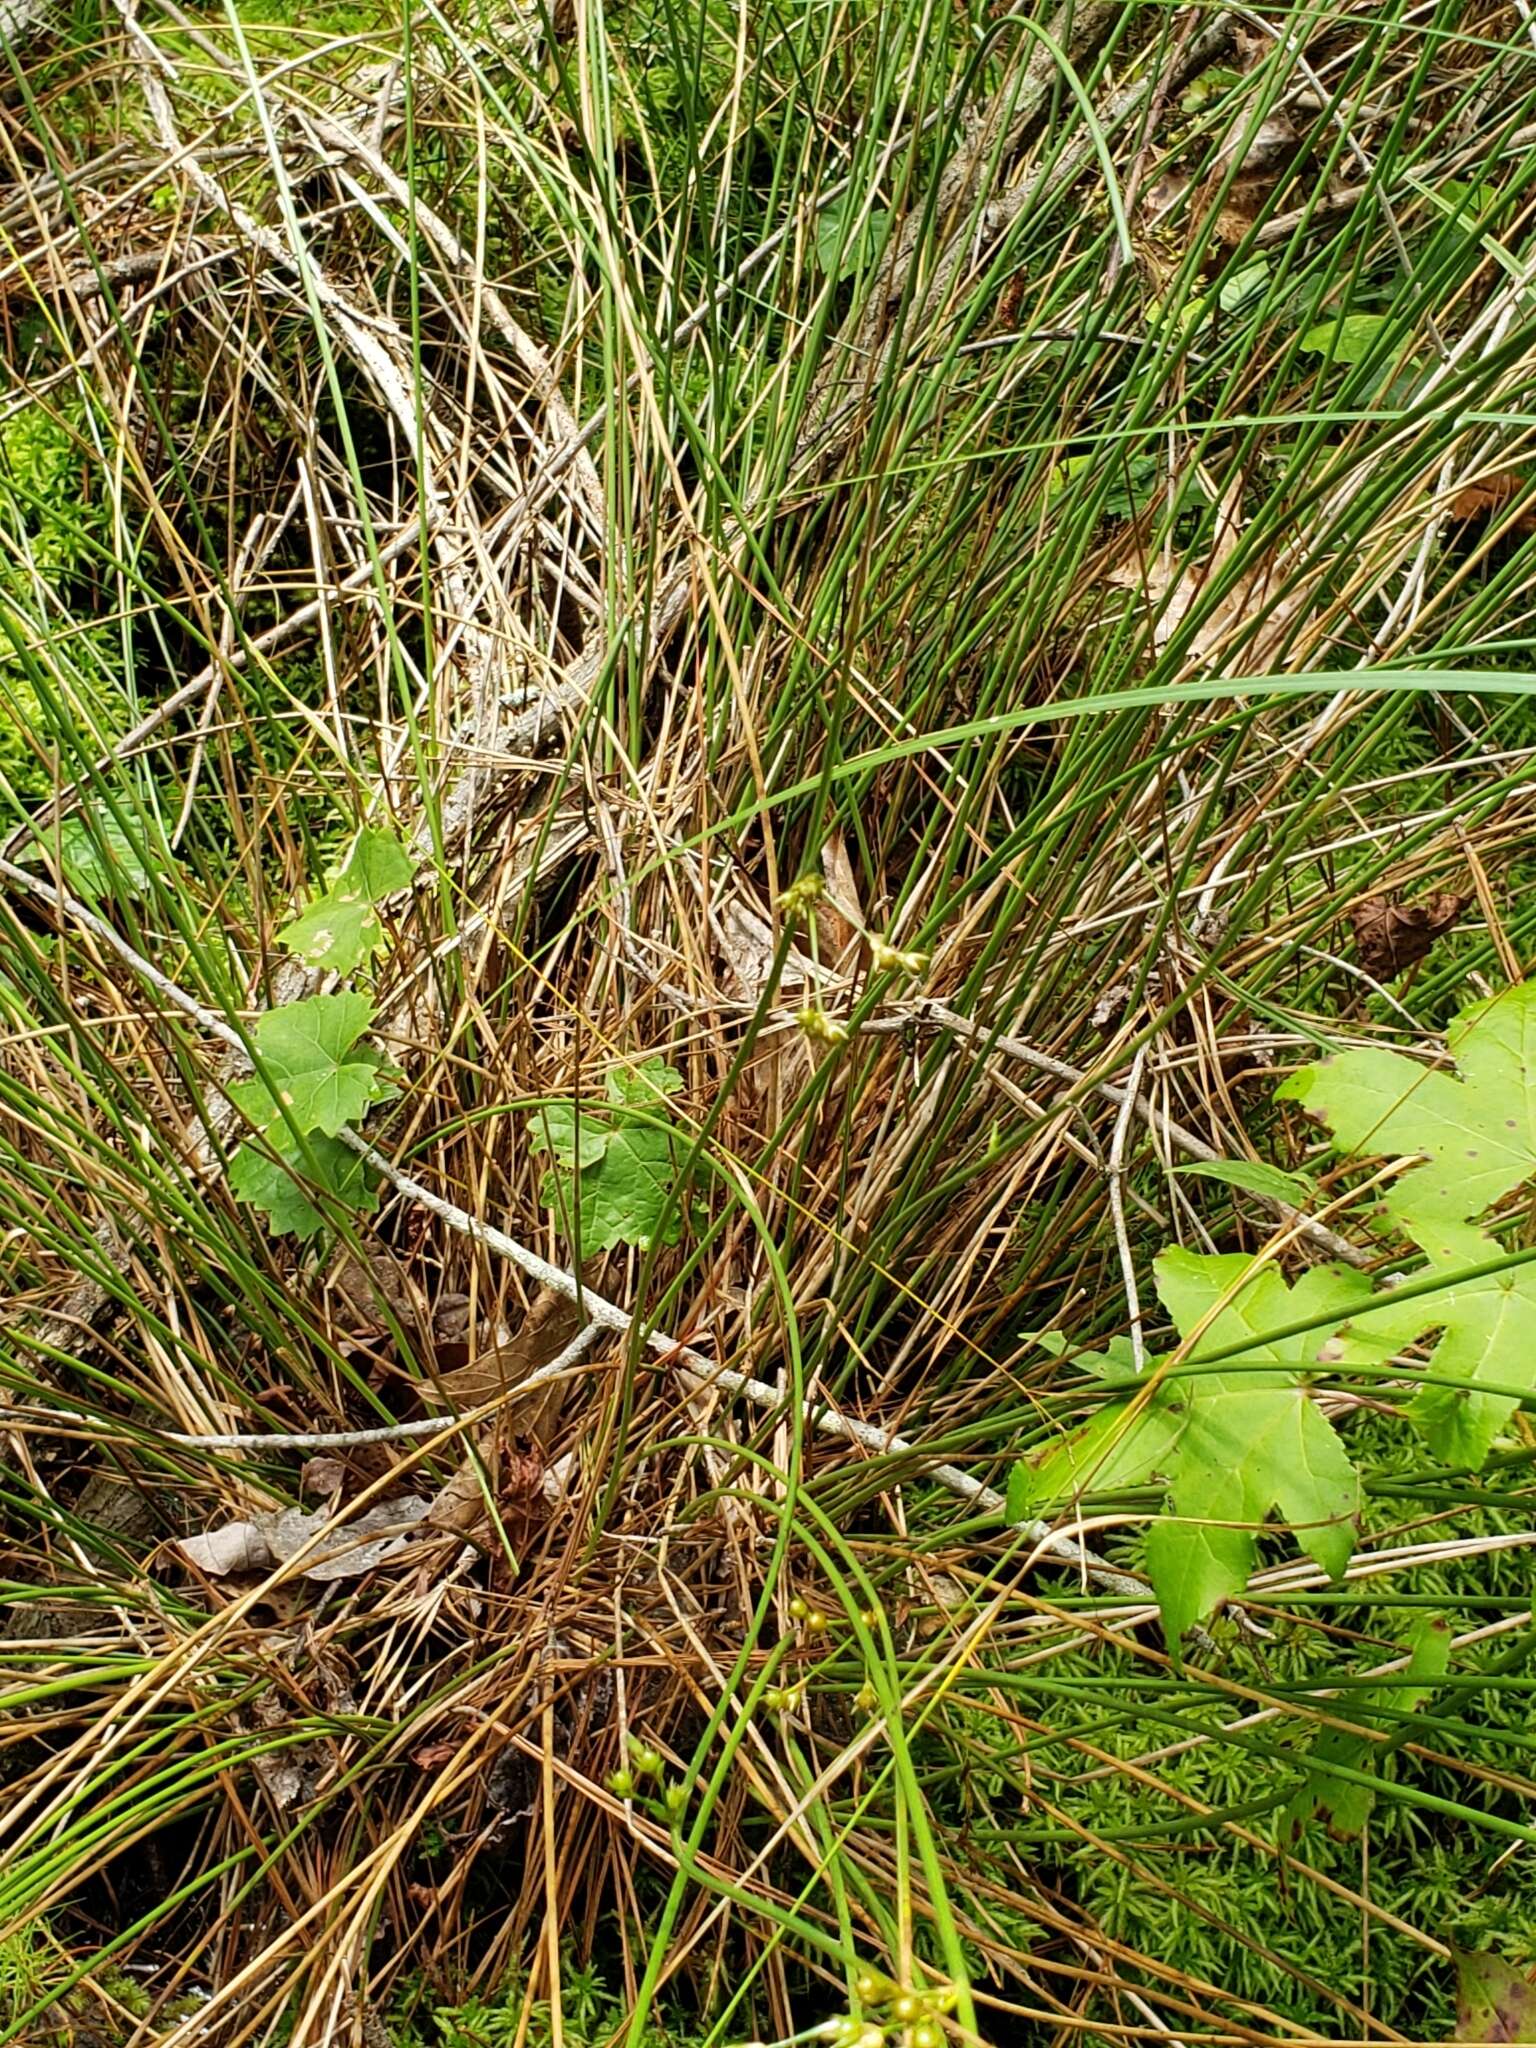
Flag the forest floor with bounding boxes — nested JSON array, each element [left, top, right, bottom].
[[2, 0, 1536, 2042]]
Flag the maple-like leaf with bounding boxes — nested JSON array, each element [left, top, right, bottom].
[[229, 993, 394, 1139], [1281, 1616, 1449, 1843], [279, 827, 414, 976], [229, 1128, 379, 1238], [1278, 982, 1536, 1238], [1011, 983, 1536, 1653], [1010, 1253, 1389, 1647], [1280, 980, 1536, 1464], [529, 1058, 689, 1254], [1145, 1252, 1377, 1647]]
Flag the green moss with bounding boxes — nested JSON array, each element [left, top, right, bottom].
[[92, 1967, 153, 2020], [0, 394, 124, 805], [392, 1958, 699, 2048], [0, 1926, 68, 2046], [906, 1418, 1536, 2039]]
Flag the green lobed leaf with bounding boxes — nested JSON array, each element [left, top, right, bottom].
[[1281, 1616, 1450, 1844], [279, 827, 413, 975], [1371, 1222, 1536, 1467], [1278, 982, 1536, 1238], [229, 1128, 380, 1238], [1027, 1330, 1143, 1383], [340, 827, 415, 899], [529, 1057, 689, 1254], [1021, 1252, 1387, 1648], [1009, 1396, 1178, 1520], [281, 896, 387, 975], [531, 1103, 611, 1173], [1218, 258, 1269, 313], [606, 1059, 685, 1107], [1428, 178, 1500, 225], [1281, 981, 1536, 1465], [230, 993, 395, 1139]]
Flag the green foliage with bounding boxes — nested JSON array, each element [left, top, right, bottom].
[[1298, 312, 1393, 361], [20, 809, 156, 902], [529, 1058, 688, 1253], [1015, 1255, 1384, 1647], [228, 832, 410, 1236], [1015, 982, 1536, 1643], [5, 0, 1536, 2038], [228, 1128, 380, 1239], [1173, 1158, 1316, 1205], [607, 0, 740, 226], [0, 396, 122, 803], [228, 994, 395, 1237], [1281, 1615, 1450, 1843], [279, 826, 413, 974], [394, 1957, 688, 2048], [231, 994, 394, 1136], [1012, 1432, 1536, 2038], [1280, 979, 1536, 1465], [0, 397, 109, 585], [1281, 988, 1536, 1236], [814, 194, 890, 280], [0, 1926, 63, 2041], [1453, 1948, 1536, 2042]]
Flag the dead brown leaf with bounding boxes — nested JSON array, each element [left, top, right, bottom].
[[252, 1690, 310, 1809], [177, 1497, 432, 1582], [421, 1287, 581, 1446], [818, 829, 863, 956], [716, 897, 810, 1000], [1350, 891, 1470, 977], [411, 1738, 461, 1770], [301, 1455, 346, 1500], [1211, 112, 1307, 241], [327, 1240, 421, 1337], [421, 1289, 589, 1539], [1110, 476, 1314, 670], [1449, 469, 1536, 527]]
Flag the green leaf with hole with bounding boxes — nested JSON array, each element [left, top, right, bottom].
[[1279, 982, 1536, 1237], [529, 1058, 689, 1254], [280, 827, 414, 975], [1281, 982, 1536, 1466]]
